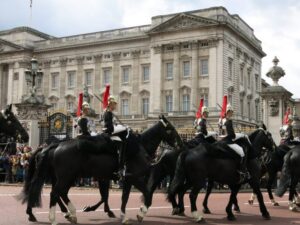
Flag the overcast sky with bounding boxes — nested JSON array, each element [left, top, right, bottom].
[[1, 0, 299, 98]]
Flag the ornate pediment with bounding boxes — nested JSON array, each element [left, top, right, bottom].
[[0, 38, 25, 53], [148, 13, 218, 34]]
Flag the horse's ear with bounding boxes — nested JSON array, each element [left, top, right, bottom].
[[8, 104, 12, 112]]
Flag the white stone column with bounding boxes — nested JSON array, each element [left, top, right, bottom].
[[7, 62, 15, 104], [191, 41, 199, 109], [131, 50, 140, 115], [112, 52, 121, 112], [210, 39, 223, 106], [59, 58, 67, 109], [150, 45, 162, 115], [173, 44, 180, 112], [93, 54, 102, 114], [42, 60, 51, 100]]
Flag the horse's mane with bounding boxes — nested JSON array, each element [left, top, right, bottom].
[[248, 129, 261, 143]]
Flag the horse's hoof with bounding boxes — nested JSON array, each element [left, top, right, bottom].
[[248, 200, 254, 205], [137, 214, 144, 223], [69, 216, 77, 224], [263, 213, 271, 220], [82, 206, 92, 212], [233, 207, 241, 213], [289, 206, 297, 212], [28, 215, 37, 222], [273, 202, 279, 206], [122, 218, 132, 225], [227, 215, 236, 221], [202, 208, 211, 214], [196, 217, 206, 223], [107, 211, 116, 218], [172, 208, 180, 215], [177, 212, 186, 217]]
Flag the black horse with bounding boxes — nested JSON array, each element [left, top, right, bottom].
[[0, 104, 29, 143], [247, 143, 298, 207], [19, 115, 178, 225], [201, 129, 276, 215], [276, 145, 300, 211], [168, 129, 274, 222]]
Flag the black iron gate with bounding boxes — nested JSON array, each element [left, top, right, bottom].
[[39, 112, 73, 144]]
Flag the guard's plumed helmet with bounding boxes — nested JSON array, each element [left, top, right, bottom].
[[82, 102, 90, 109], [202, 106, 209, 114], [226, 104, 233, 113], [108, 95, 117, 104]]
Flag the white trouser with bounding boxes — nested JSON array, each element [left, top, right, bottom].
[[112, 124, 127, 134], [228, 144, 245, 158]]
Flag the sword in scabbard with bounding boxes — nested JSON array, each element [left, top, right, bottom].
[[92, 93, 125, 126]]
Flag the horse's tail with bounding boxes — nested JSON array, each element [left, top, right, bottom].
[[167, 151, 188, 202], [16, 147, 43, 204], [17, 144, 54, 208], [276, 150, 293, 197]]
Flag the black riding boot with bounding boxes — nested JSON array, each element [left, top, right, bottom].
[[238, 157, 251, 183]]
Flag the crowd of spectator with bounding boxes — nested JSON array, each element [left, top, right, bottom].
[[0, 143, 32, 183]]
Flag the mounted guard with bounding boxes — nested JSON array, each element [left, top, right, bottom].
[[219, 102, 251, 181]]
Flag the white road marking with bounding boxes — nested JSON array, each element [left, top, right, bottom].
[[36, 206, 190, 214], [0, 192, 145, 197], [244, 200, 289, 205]]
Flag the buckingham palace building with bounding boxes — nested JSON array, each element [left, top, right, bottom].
[[0, 7, 265, 132]]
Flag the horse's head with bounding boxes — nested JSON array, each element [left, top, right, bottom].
[[0, 104, 29, 143], [251, 128, 275, 153], [158, 115, 180, 148]]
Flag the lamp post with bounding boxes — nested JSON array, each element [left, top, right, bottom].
[[21, 57, 45, 104], [24, 58, 43, 89]]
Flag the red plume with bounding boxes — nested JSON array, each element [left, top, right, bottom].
[[220, 95, 228, 119], [283, 107, 291, 125], [102, 84, 110, 109], [76, 92, 83, 117], [196, 98, 204, 119]]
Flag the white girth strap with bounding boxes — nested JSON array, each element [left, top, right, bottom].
[[228, 144, 245, 157]]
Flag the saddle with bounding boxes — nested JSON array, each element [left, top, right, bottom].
[[77, 134, 118, 155], [205, 142, 240, 160]]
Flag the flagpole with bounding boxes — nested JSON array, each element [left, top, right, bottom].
[[29, 0, 32, 27]]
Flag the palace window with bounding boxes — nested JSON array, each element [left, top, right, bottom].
[[247, 70, 251, 89], [121, 99, 129, 115], [67, 71, 75, 88], [122, 67, 130, 84], [85, 70, 92, 86], [142, 65, 150, 82], [67, 102, 74, 112], [255, 102, 259, 120], [240, 98, 244, 116], [103, 68, 111, 86], [200, 59, 208, 76], [228, 59, 233, 80], [255, 74, 259, 90], [166, 95, 173, 112], [201, 94, 209, 107], [240, 66, 244, 85], [166, 63, 173, 79], [51, 73, 59, 89], [182, 94, 190, 112], [142, 98, 149, 115], [183, 61, 190, 77]]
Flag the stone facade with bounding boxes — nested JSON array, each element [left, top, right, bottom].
[[0, 7, 265, 131]]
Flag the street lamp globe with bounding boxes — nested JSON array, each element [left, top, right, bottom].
[[31, 58, 38, 72]]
